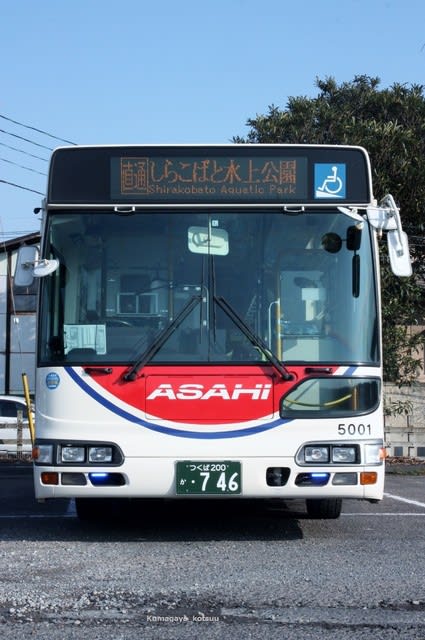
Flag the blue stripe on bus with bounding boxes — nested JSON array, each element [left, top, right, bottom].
[[64, 367, 287, 439]]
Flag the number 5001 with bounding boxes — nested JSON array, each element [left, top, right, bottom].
[[338, 423, 371, 436]]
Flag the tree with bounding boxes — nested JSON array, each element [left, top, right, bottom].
[[234, 76, 425, 385]]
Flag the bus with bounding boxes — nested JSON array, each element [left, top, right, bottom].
[[16, 144, 412, 520]]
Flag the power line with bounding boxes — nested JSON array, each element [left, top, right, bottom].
[[0, 141, 48, 162], [0, 127, 53, 151], [0, 179, 44, 195], [0, 113, 76, 145], [0, 157, 47, 176], [0, 113, 75, 204]]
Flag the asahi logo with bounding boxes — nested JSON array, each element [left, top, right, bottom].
[[146, 383, 272, 401]]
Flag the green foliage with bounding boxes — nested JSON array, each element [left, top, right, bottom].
[[235, 76, 425, 384], [384, 397, 413, 417]]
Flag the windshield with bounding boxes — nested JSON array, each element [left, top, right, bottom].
[[38, 210, 378, 366]]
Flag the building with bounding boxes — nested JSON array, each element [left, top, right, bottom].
[[0, 232, 40, 395]]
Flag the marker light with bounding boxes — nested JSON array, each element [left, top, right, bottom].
[[295, 472, 330, 487], [89, 472, 109, 487], [311, 473, 330, 483], [88, 472, 125, 486]]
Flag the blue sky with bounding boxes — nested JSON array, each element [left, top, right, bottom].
[[0, 0, 424, 238]]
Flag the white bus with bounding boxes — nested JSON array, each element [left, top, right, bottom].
[[16, 144, 411, 520]]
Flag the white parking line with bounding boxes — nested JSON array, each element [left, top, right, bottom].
[[0, 514, 75, 519], [384, 492, 425, 509], [1, 511, 425, 519], [343, 512, 425, 517]]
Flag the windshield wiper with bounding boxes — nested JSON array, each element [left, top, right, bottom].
[[123, 295, 202, 381], [214, 295, 293, 381]]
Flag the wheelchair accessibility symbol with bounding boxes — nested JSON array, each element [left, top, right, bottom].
[[314, 163, 346, 199]]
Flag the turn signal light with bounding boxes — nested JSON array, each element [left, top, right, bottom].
[[360, 471, 377, 485], [380, 447, 388, 460], [41, 472, 59, 485]]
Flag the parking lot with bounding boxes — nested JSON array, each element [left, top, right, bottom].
[[0, 463, 424, 639]]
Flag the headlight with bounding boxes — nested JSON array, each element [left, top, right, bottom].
[[33, 442, 123, 466], [89, 446, 113, 463], [61, 446, 85, 463], [304, 446, 330, 463], [298, 443, 360, 465], [332, 446, 357, 463]]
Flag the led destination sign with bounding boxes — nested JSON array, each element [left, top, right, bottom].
[[111, 156, 308, 202], [48, 146, 371, 205]]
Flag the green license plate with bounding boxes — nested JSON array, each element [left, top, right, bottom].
[[176, 461, 241, 495]]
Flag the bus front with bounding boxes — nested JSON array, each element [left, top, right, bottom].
[[30, 145, 407, 520]]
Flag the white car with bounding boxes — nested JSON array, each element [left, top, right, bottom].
[[0, 395, 34, 454]]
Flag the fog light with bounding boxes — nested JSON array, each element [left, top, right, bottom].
[[304, 446, 329, 463], [89, 446, 113, 463], [61, 473, 87, 486], [332, 472, 358, 485], [61, 446, 85, 463], [332, 447, 357, 464]]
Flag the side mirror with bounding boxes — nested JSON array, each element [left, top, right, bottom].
[[367, 195, 412, 278], [14, 245, 59, 286], [14, 245, 39, 287], [387, 229, 412, 277]]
